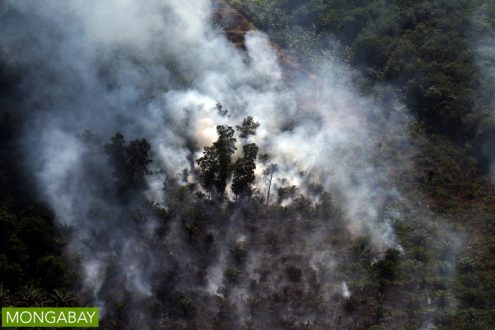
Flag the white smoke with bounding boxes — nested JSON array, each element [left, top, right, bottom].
[[0, 0, 415, 325], [341, 281, 350, 298], [474, 3, 495, 176]]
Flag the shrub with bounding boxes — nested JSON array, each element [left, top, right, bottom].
[[285, 265, 302, 282]]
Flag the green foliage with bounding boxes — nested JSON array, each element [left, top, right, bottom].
[[213, 125, 237, 194], [368, 326, 385, 330], [0, 254, 23, 289], [16, 285, 49, 307], [183, 207, 208, 241], [48, 289, 77, 307], [196, 145, 218, 195], [104, 132, 152, 194], [228, 0, 495, 163], [224, 267, 242, 283], [236, 116, 260, 139], [0, 102, 77, 307], [197, 116, 260, 200], [36, 256, 68, 290], [197, 125, 237, 197], [230, 241, 248, 265], [2, 2, 495, 327], [232, 143, 259, 199], [0, 208, 75, 302], [178, 296, 195, 315], [372, 248, 401, 288]]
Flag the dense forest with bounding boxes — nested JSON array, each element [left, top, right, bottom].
[[230, 0, 495, 154], [1, 0, 495, 329]]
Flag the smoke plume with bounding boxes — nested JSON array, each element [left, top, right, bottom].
[[0, 0, 460, 328]]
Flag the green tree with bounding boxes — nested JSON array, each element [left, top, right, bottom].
[[214, 125, 237, 195], [104, 133, 152, 193], [125, 138, 152, 186], [196, 145, 218, 197], [197, 117, 260, 200], [197, 125, 237, 198], [104, 132, 127, 189], [236, 116, 260, 139], [232, 143, 258, 200]]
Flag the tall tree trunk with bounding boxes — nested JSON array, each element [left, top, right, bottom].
[[266, 165, 274, 205]]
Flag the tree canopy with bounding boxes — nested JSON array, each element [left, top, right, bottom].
[[104, 133, 152, 195], [197, 116, 260, 200]]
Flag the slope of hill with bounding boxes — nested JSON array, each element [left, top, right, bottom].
[[0, 1, 494, 329]]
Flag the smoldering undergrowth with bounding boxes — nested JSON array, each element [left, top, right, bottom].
[[0, 0, 465, 328]]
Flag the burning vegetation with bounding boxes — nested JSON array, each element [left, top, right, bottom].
[[0, 0, 495, 329]]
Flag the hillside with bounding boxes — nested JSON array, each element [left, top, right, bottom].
[[225, 0, 495, 327], [0, 0, 495, 329]]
